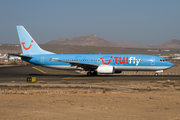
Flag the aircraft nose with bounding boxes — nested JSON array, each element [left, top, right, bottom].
[[167, 61, 174, 67]]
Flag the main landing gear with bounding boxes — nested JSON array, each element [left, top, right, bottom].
[[87, 71, 91, 76], [87, 71, 98, 76]]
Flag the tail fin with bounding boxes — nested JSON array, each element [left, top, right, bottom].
[[16, 26, 54, 55]]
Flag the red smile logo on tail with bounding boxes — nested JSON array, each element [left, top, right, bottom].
[[21, 40, 33, 50]]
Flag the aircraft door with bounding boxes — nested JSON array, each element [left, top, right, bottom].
[[151, 57, 155, 65], [41, 57, 44, 65]]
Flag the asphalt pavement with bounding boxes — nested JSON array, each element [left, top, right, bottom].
[[0, 65, 179, 82]]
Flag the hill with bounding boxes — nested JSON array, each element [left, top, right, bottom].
[[46, 35, 180, 49], [157, 39, 180, 49], [46, 35, 144, 48]]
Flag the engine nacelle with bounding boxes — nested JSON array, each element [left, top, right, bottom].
[[97, 65, 115, 74]]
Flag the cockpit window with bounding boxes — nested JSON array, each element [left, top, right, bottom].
[[160, 59, 165, 62]]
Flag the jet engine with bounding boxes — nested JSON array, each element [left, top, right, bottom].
[[97, 65, 115, 74]]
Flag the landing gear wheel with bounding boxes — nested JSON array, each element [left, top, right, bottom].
[[92, 71, 98, 76], [155, 73, 158, 76], [87, 71, 92, 76]]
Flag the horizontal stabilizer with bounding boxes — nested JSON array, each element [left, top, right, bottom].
[[9, 54, 32, 59]]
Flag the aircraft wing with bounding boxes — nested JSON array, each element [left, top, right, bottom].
[[9, 54, 32, 58], [51, 59, 98, 71]]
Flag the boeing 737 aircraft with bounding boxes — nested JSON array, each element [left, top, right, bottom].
[[11, 26, 174, 76]]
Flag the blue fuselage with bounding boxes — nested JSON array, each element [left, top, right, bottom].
[[22, 54, 173, 71]]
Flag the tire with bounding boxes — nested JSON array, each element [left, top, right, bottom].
[[155, 73, 158, 76], [87, 72, 92, 76]]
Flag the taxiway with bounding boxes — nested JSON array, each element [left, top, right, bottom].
[[0, 65, 179, 82]]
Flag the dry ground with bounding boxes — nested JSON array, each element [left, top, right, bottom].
[[0, 80, 180, 120]]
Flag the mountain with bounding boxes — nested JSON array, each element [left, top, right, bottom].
[[46, 35, 180, 49], [157, 39, 180, 49], [46, 35, 120, 47], [46, 34, 144, 48]]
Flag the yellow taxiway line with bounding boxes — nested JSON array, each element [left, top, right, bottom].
[[32, 67, 47, 74]]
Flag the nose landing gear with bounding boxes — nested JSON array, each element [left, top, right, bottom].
[[155, 70, 163, 76], [155, 73, 158, 76]]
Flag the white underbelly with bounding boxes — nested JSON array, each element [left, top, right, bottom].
[[114, 66, 169, 71]]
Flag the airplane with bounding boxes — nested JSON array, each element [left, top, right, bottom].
[[9, 55, 21, 61], [11, 25, 174, 76], [0, 54, 8, 59]]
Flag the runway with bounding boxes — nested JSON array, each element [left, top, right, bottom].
[[0, 65, 179, 82]]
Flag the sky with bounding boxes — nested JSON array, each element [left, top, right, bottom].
[[0, 0, 180, 45]]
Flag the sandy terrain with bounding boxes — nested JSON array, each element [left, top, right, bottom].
[[0, 80, 180, 120]]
